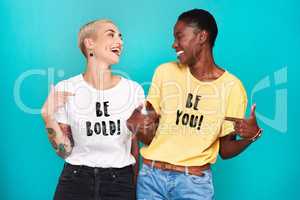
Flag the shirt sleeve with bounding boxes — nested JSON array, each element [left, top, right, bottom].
[[54, 80, 70, 125], [146, 67, 162, 114], [219, 80, 248, 137], [134, 83, 145, 109]]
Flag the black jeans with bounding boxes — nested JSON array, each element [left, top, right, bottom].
[[54, 163, 135, 200]]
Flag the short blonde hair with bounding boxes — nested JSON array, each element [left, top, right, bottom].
[[78, 19, 114, 57]]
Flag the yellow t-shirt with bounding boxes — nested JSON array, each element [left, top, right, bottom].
[[140, 62, 247, 166]]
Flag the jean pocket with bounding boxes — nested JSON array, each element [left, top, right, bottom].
[[188, 169, 212, 185], [60, 164, 81, 182], [138, 164, 151, 176], [115, 172, 134, 187]]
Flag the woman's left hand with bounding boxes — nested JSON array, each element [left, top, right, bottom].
[[225, 104, 261, 139]]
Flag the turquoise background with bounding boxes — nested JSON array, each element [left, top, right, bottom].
[[1, 0, 299, 199]]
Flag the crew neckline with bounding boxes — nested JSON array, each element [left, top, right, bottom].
[[80, 74, 124, 93], [187, 67, 228, 84]]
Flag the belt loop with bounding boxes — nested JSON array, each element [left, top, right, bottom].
[[151, 160, 155, 169], [94, 167, 99, 175], [185, 166, 189, 175]]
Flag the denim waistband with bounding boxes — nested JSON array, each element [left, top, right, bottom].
[[64, 162, 133, 173]]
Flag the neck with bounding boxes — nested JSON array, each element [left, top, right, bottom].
[[189, 47, 224, 81], [83, 58, 115, 90]]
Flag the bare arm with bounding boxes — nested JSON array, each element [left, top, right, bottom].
[[41, 85, 74, 159], [219, 133, 252, 159], [127, 101, 160, 145], [43, 117, 74, 159], [219, 104, 262, 159]]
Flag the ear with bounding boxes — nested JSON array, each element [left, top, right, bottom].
[[83, 38, 95, 50], [196, 30, 209, 45]]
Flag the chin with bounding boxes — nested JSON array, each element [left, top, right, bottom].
[[111, 59, 120, 65], [107, 57, 120, 65], [178, 57, 187, 65]]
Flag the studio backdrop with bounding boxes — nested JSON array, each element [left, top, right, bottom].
[[1, 0, 298, 199]]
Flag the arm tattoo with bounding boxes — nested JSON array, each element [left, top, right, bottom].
[[47, 128, 56, 137], [57, 143, 69, 158], [47, 128, 58, 149], [59, 123, 75, 147], [46, 127, 73, 158]]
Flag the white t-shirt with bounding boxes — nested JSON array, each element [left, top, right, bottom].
[[54, 74, 144, 168]]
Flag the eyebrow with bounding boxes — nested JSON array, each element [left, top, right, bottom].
[[105, 29, 122, 38], [174, 31, 182, 36]]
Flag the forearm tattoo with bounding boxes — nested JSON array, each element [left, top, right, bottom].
[[46, 127, 73, 158], [58, 123, 75, 147]]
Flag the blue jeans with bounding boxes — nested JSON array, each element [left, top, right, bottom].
[[137, 163, 214, 200]]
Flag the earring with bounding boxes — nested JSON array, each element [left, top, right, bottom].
[[88, 49, 94, 57]]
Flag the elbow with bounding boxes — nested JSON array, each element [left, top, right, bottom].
[[219, 152, 230, 160], [219, 150, 235, 160]]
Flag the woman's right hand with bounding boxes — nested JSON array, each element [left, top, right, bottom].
[[41, 84, 74, 121], [126, 101, 160, 145]]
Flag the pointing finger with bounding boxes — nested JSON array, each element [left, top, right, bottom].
[[49, 84, 55, 94]]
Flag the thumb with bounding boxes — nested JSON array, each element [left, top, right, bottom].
[[136, 104, 143, 112], [48, 84, 56, 96], [250, 103, 256, 118], [131, 134, 137, 140], [50, 84, 55, 92]]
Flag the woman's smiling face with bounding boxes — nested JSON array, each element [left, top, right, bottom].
[[90, 22, 123, 65]]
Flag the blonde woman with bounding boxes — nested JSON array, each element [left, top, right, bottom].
[[41, 19, 143, 200]]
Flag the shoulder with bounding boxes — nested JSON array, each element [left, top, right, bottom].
[[155, 61, 183, 73], [223, 71, 247, 97], [120, 77, 144, 92], [121, 77, 141, 88], [55, 74, 82, 91], [224, 71, 245, 88], [151, 61, 187, 81]]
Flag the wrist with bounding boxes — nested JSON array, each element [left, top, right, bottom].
[[245, 128, 263, 142]]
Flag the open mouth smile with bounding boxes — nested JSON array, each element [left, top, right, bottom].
[[111, 47, 121, 56]]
